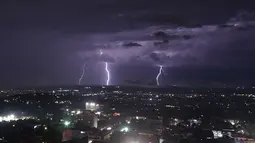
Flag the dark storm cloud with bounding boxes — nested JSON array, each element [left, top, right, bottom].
[[1, 0, 255, 87], [78, 12, 255, 69], [148, 52, 169, 65], [202, 31, 255, 67], [153, 31, 172, 39], [152, 31, 193, 40], [154, 40, 169, 46], [128, 11, 189, 25], [123, 42, 142, 47], [149, 53, 160, 62]]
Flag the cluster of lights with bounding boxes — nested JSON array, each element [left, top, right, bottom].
[[87, 102, 95, 106], [85, 102, 99, 111], [0, 114, 35, 122], [212, 130, 223, 138], [120, 127, 129, 132], [0, 114, 16, 122], [66, 109, 82, 115], [228, 120, 238, 125], [34, 124, 48, 130], [135, 116, 146, 120], [86, 102, 99, 106]]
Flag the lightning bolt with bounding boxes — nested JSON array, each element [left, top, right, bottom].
[[78, 62, 86, 85], [105, 62, 110, 85], [156, 65, 163, 86], [100, 49, 110, 85]]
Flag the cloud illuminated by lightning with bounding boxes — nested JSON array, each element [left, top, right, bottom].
[[100, 49, 103, 56], [156, 65, 163, 86], [78, 62, 86, 85], [105, 62, 110, 85]]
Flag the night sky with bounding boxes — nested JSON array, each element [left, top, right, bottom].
[[1, 0, 255, 88]]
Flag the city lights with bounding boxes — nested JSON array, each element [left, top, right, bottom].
[[85, 102, 99, 111], [120, 127, 129, 132], [212, 130, 223, 138], [95, 111, 101, 115], [76, 110, 81, 115], [64, 121, 71, 127], [0, 114, 16, 122]]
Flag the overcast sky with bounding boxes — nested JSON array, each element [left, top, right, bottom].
[[1, 0, 255, 88]]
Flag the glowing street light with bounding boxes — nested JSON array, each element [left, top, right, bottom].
[[64, 121, 70, 127]]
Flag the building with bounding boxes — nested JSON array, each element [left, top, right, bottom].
[[62, 129, 88, 143], [82, 111, 98, 128], [85, 102, 100, 111]]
